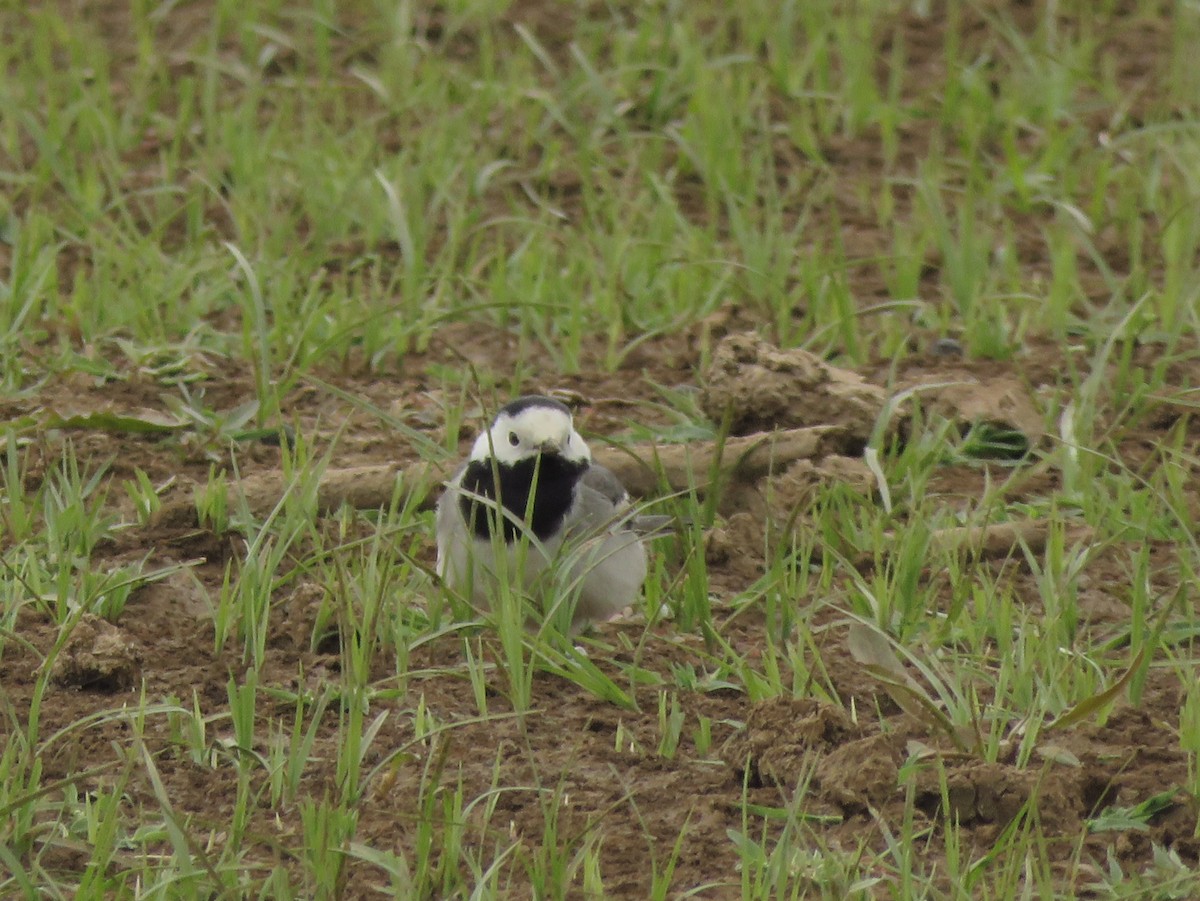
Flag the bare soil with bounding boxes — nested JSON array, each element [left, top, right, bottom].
[[4, 323, 1200, 897]]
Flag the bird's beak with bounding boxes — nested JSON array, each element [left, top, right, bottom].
[[535, 438, 564, 454]]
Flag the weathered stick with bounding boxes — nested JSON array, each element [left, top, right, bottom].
[[843, 520, 1095, 569], [596, 424, 845, 496], [152, 425, 846, 529], [925, 520, 1088, 558]]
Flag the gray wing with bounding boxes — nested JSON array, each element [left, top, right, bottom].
[[568, 479, 628, 533], [575, 464, 676, 537], [580, 464, 630, 508], [561, 476, 648, 629]]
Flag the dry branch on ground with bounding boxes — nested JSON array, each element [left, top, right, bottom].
[[151, 425, 849, 528]]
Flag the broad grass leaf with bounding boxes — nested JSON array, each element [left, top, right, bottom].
[[1047, 647, 1145, 732], [846, 623, 969, 752]]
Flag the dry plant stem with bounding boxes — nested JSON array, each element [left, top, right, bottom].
[[599, 424, 845, 495], [925, 520, 1069, 558], [152, 426, 846, 528], [844, 520, 1096, 569]]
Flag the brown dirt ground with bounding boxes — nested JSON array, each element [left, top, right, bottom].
[[5, 325, 1200, 897], [4, 0, 1200, 897]]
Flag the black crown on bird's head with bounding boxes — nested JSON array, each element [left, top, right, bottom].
[[492, 395, 571, 422]]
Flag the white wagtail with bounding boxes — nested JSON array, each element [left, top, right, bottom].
[[435, 395, 651, 632]]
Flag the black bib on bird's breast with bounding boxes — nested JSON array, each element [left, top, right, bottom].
[[459, 454, 588, 542]]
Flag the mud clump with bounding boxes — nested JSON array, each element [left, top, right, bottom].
[[722, 696, 1088, 828], [914, 760, 1082, 834], [50, 614, 141, 692], [723, 697, 861, 787], [901, 371, 1045, 453], [724, 699, 911, 813], [704, 512, 766, 582], [701, 333, 1046, 462], [815, 733, 906, 811], [701, 332, 887, 444], [764, 455, 875, 520]]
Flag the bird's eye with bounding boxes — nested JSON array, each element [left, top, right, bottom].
[[508, 431, 519, 447]]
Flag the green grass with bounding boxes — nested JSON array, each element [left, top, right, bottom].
[[4, 0, 1200, 897]]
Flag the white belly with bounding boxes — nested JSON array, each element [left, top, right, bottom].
[[437, 525, 645, 632]]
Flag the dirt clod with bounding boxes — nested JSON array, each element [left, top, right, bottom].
[[903, 372, 1045, 447], [704, 512, 766, 581], [50, 614, 141, 692], [723, 697, 860, 787], [765, 455, 875, 522], [816, 732, 906, 812], [701, 332, 887, 444], [914, 759, 1082, 833]]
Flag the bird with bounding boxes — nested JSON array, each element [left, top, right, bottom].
[[435, 395, 650, 633]]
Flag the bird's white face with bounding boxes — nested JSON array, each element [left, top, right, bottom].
[[470, 404, 592, 466]]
